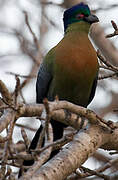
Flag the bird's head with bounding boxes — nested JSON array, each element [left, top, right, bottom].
[[63, 2, 99, 32]]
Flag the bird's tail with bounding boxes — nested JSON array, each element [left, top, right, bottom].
[[49, 120, 66, 158], [18, 121, 66, 178], [18, 124, 43, 178]]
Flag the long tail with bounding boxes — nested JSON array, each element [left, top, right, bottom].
[[18, 125, 43, 177], [18, 121, 65, 178], [49, 120, 65, 158]]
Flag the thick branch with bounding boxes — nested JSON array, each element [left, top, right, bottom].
[[20, 125, 115, 180], [0, 100, 118, 179]]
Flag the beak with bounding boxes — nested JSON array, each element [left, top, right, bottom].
[[84, 14, 99, 24]]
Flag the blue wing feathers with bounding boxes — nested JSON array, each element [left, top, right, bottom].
[[36, 63, 52, 103]]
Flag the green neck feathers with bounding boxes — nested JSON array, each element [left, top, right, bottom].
[[65, 21, 90, 34]]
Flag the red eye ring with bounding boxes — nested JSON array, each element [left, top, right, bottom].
[[76, 14, 84, 19]]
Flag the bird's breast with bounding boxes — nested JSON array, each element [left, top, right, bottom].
[[48, 34, 99, 106], [55, 36, 98, 80]]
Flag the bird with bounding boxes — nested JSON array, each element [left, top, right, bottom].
[[19, 2, 99, 177]]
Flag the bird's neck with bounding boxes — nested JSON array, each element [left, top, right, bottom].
[[65, 21, 90, 35]]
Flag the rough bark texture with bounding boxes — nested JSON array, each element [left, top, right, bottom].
[[20, 123, 118, 180]]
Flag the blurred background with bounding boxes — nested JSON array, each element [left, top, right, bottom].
[[0, 0, 118, 178]]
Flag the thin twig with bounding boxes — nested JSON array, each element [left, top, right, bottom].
[[23, 11, 39, 49], [36, 98, 51, 149], [97, 50, 118, 72], [41, 1, 64, 7], [1, 113, 15, 179], [32, 131, 76, 154], [0, 80, 13, 105], [14, 76, 20, 107], [43, 98, 51, 140], [98, 72, 118, 80], [21, 128, 30, 152], [78, 166, 110, 179], [4, 166, 12, 178], [15, 123, 37, 132], [106, 20, 118, 38], [6, 71, 36, 79]]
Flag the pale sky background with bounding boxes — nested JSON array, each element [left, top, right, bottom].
[[0, 0, 118, 139], [0, 0, 117, 109], [0, 0, 118, 172], [0, 0, 117, 131]]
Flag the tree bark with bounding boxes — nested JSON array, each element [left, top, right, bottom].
[[20, 125, 118, 180]]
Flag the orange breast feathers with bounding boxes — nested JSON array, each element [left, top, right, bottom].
[[54, 34, 99, 81]]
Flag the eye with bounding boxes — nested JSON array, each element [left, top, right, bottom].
[[76, 14, 84, 20]]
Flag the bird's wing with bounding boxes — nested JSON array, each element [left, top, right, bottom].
[[88, 75, 98, 105], [36, 47, 55, 103], [36, 62, 52, 103]]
